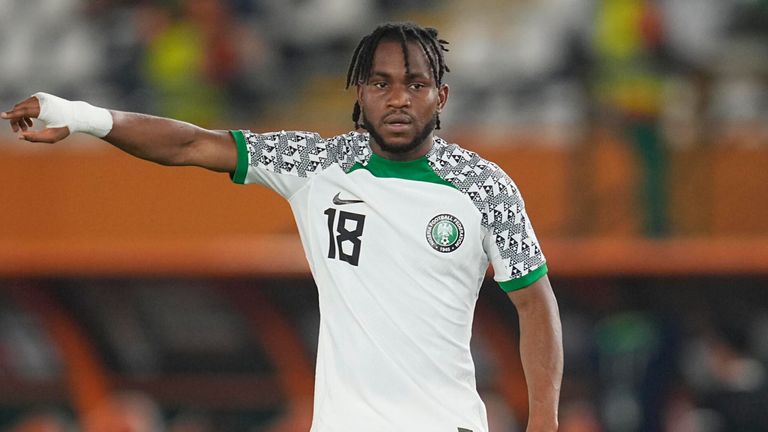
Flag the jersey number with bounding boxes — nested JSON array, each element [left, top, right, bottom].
[[324, 208, 365, 266]]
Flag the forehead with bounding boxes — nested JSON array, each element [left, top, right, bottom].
[[370, 39, 433, 77]]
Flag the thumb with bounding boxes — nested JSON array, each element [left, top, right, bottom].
[[20, 126, 71, 144]]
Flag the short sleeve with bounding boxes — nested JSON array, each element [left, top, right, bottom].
[[480, 168, 547, 292], [230, 130, 371, 199]]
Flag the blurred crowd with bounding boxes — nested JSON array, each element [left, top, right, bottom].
[[0, 0, 436, 128], [0, 0, 766, 139]]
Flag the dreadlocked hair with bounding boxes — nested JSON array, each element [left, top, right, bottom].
[[345, 22, 450, 130]]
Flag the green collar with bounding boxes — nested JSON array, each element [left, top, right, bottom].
[[349, 153, 455, 189]]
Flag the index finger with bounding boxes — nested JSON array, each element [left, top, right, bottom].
[[1, 96, 41, 120]]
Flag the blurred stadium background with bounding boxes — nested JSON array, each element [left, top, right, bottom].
[[1, 0, 768, 431]]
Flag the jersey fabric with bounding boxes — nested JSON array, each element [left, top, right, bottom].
[[230, 130, 547, 432]]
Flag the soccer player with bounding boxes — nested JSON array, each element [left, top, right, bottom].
[[3, 22, 562, 432]]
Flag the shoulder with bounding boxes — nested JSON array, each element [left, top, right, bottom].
[[241, 130, 370, 153], [327, 131, 372, 158], [427, 137, 522, 209], [326, 131, 373, 171], [241, 130, 373, 170]]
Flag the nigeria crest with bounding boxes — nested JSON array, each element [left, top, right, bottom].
[[426, 214, 465, 253]]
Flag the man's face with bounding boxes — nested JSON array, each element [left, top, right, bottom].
[[357, 39, 449, 160]]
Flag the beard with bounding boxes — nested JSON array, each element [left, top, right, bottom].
[[362, 112, 437, 155]]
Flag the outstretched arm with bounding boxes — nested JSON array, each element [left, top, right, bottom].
[[508, 275, 563, 431], [2, 93, 237, 173], [106, 110, 236, 172]]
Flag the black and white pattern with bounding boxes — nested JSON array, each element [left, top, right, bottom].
[[426, 138, 545, 278], [242, 130, 372, 177]]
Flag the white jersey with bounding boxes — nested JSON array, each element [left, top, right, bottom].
[[230, 130, 547, 432]]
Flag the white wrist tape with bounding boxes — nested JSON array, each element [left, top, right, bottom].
[[33, 92, 113, 138]]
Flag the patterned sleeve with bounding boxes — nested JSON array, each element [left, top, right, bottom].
[[229, 130, 370, 198], [427, 142, 547, 292], [480, 164, 548, 292]]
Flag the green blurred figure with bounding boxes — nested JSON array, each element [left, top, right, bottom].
[[142, 0, 240, 127], [592, 0, 668, 236]]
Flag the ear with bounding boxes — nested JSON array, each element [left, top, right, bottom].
[[437, 83, 449, 112]]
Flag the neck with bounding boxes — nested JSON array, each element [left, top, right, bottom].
[[369, 134, 435, 161]]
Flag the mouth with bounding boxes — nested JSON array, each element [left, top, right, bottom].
[[382, 114, 413, 132]]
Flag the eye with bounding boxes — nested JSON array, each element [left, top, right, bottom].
[[372, 82, 388, 89], [409, 83, 426, 90]]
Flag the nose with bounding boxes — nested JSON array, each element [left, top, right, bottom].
[[387, 85, 410, 108]]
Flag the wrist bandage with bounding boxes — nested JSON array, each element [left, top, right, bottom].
[[33, 92, 113, 138]]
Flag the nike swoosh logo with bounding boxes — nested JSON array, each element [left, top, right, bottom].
[[333, 192, 364, 205]]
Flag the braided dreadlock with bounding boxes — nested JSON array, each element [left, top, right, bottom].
[[345, 23, 450, 130]]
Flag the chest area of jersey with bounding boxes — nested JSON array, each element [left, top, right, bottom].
[[293, 166, 484, 268]]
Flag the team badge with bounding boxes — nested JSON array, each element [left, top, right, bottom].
[[426, 214, 465, 253]]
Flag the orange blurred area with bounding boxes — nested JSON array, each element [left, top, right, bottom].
[[2, 132, 767, 276]]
